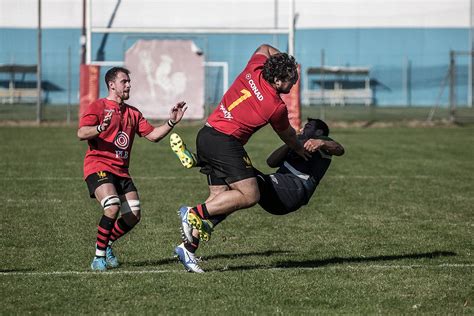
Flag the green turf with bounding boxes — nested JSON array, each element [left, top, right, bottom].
[[1, 103, 474, 124], [0, 124, 473, 314]]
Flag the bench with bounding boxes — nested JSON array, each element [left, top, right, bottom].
[[303, 88, 373, 106], [0, 88, 41, 104]]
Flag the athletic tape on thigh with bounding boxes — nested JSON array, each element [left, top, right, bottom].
[[100, 195, 121, 210], [120, 199, 140, 214]]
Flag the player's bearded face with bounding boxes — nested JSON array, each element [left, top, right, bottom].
[[112, 72, 131, 100], [276, 73, 298, 94], [277, 81, 294, 94]]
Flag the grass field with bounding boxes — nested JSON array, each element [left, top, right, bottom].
[[2, 103, 474, 124], [1, 124, 473, 314]]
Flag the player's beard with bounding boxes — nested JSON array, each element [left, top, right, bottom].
[[121, 91, 130, 100], [276, 82, 294, 94], [278, 87, 292, 94]]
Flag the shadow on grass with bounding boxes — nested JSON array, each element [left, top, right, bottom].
[[126, 250, 292, 268], [205, 249, 291, 261], [221, 250, 456, 272], [0, 268, 36, 273]]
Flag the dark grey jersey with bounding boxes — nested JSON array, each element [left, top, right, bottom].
[[277, 135, 333, 184], [257, 136, 334, 215]]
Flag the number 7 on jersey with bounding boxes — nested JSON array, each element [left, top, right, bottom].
[[227, 89, 252, 111]]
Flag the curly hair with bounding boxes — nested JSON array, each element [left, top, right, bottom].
[[262, 53, 298, 84], [104, 67, 130, 90]]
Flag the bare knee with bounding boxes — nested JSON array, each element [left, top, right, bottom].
[[103, 206, 120, 218], [121, 199, 141, 226], [207, 185, 229, 203], [240, 187, 259, 208], [246, 189, 260, 207], [230, 178, 260, 208], [101, 195, 121, 218]]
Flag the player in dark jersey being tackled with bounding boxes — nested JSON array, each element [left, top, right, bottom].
[[171, 118, 344, 272]]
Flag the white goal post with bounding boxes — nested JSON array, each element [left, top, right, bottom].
[[80, 0, 300, 123], [85, 0, 296, 66]]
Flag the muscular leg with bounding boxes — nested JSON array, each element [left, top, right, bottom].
[[204, 177, 260, 216], [186, 177, 259, 248], [185, 178, 259, 259], [108, 191, 141, 245], [121, 191, 141, 225], [206, 185, 229, 203], [93, 183, 121, 258], [189, 184, 229, 245], [95, 183, 121, 219]]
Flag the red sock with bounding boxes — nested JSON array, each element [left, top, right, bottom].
[[95, 215, 114, 257], [108, 217, 133, 245], [191, 203, 209, 219], [184, 236, 200, 253]]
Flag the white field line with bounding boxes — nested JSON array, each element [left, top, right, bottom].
[[1, 263, 473, 277], [0, 270, 181, 276]]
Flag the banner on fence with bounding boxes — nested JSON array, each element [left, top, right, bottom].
[[125, 40, 205, 119], [79, 64, 100, 119]]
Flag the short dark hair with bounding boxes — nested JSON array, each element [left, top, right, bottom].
[[105, 67, 130, 90], [262, 53, 298, 84], [303, 118, 330, 138]]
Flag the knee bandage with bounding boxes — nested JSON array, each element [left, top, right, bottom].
[[120, 199, 140, 215], [100, 195, 121, 210]]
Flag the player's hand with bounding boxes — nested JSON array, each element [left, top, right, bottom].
[[303, 139, 324, 153], [169, 101, 187, 124], [294, 146, 312, 161], [101, 111, 113, 131]]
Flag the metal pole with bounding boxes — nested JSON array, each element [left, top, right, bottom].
[[402, 56, 407, 106], [469, 0, 473, 107], [320, 49, 325, 120], [67, 46, 71, 125], [403, 57, 412, 106], [36, 0, 42, 124], [86, 0, 92, 65], [81, 0, 86, 64], [408, 59, 412, 106], [273, 0, 279, 47], [449, 51, 456, 121], [288, 0, 294, 56]]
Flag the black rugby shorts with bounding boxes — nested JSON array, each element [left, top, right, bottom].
[[85, 171, 137, 198], [196, 126, 255, 185], [257, 171, 315, 215]]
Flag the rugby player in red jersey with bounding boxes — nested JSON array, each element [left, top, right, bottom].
[[78, 67, 187, 271], [173, 44, 310, 273]]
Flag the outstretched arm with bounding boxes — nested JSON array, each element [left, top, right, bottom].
[[145, 101, 187, 143], [275, 125, 311, 161], [266, 144, 290, 168], [304, 138, 345, 156], [253, 44, 281, 58]]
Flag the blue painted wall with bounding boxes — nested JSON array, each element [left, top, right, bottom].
[[0, 28, 469, 106]]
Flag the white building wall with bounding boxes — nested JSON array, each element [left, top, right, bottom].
[[0, 0, 470, 29]]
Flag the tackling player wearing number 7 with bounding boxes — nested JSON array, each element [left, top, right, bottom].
[[173, 44, 310, 273]]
